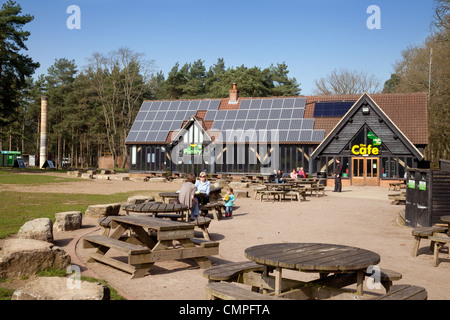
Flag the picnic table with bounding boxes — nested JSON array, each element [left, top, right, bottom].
[[122, 202, 189, 221], [83, 215, 219, 278], [244, 243, 381, 296], [429, 215, 450, 266]]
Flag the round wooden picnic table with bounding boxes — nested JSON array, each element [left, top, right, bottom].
[[244, 243, 380, 296], [122, 202, 189, 220]]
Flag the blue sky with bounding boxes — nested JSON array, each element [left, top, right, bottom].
[[17, 0, 435, 95]]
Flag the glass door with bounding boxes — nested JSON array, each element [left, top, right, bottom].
[[352, 157, 380, 186]]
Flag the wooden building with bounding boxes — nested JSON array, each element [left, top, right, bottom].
[[126, 85, 429, 186]]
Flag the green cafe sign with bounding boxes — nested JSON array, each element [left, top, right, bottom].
[[183, 144, 202, 156], [367, 131, 382, 146]]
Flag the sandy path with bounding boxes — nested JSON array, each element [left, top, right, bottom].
[[2, 172, 449, 300]]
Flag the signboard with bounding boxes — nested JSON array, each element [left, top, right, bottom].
[[352, 131, 382, 156], [408, 179, 416, 189], [183, 144, 202, 156], [418, 181, 426, 191]]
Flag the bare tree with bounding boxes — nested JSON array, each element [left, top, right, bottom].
[[313, 68, 381, 95], [85, 47, 155, 168]]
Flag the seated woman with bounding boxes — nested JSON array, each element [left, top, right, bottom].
[[195, 172, 211, 214], [178, 173, 199, 220], [290, 169, 298, 179]]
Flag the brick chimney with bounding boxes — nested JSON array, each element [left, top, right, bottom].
[[229, 83, 239, 104]]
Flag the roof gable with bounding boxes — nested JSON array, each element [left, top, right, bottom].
[[310, 93, 424, 160]]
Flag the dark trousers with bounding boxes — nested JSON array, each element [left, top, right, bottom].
[[334, 175, 342, 192], [200, 195, 210, 214]]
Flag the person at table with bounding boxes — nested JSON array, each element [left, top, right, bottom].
[[333, 158, 343, 192], [178, 173, 200, 220], [290, 169, 298, 179], [275, 169, 285, 184], [297, 167, 306, 179], [195, 171, 211, 215]]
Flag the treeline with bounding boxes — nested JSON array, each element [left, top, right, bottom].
[[5, 54, 301, 169], [382, 0, 450, 165]]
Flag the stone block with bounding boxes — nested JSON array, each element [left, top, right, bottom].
[[18, 218, 53, 242], [12, 277, 110, 300], [84, 203, 121, 218], [0, 239, 71, 279], [54, 211, 82, 232]]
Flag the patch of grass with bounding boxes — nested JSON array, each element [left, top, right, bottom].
[[0, 170, 78, 185], [0, 287, 15, 300], [0, 190, 156, 239]]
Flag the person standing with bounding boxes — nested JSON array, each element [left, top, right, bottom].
[[333, 158, 343, 192], [224, 188, 235, 218]]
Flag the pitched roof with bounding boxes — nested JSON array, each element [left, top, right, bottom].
[[306, 92, 428, 145], [310, 93, 425, 160], [126, 92, 428, 146]]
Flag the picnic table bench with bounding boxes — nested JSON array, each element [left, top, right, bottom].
[[84, 215, 219, 278], [373, 285, 427, 300], [199, 202, 225, 220], [259, 190, 285, 202], [206, 282, 287, 300], [303, 185, 326, 197], [411, 226, 448, 257], [429, 233, 450, 267]]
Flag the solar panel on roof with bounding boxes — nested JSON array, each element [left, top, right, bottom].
[[145, 111, 156, 121], [271, 100, 283, 108], [279, 131, 289, 142], [222, 121, 234, 130], [130, 121, 143, 131], [239, 100, 251, 109], [293, 98, 306, 109], [149, 101, 161, 111], [267, 120, 279, 130], [160, 122, 171, 131], [199, 101, 209, 110], [151, 121, 162, 131], [280, 109, 293, 119], [155, 112, 165, 120], [136, 131, 149, 141], [255, 120, 267, 130], [300, 130, 313, 141], [168, 101, 180, 110], [169, 121, 183, 131], [204, 111, 216, 121], [302, 119, 314, 130], [159, 101, 170, 111], [179, 101, 190, 110], [156, 132, 168, 142], [164, 111, 177, 121], [233, 120, 245, 130], [126, 131, 138, 142], [290, 119, 303, 130], [215, 110, 227, 120], [244, 120, 257, 130], [291, 109, 304, 118], [247, 110, 259, 119], [236, 109, 248, 119], [260, 100, 273, 109], [135, 112, 147, 121], [141, 122, 152, 131], [269, 109, 281, 119], [208, 100, 220, 110], [188, 101, 200, 110], [258, 109, 270, 119], [313, 101, 355, 117], [311, 130, 325, 142], [174, 111, 187, 121], [249, 100, 262, 109], [226, 110, 238, 120], [283, 99, 295, 108], [287, 131, 300, 142], [278, 120, 290, 130], [140, 101, 152, 112]]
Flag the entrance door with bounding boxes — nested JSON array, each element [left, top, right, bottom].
[[352, 157, 379, 186]]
